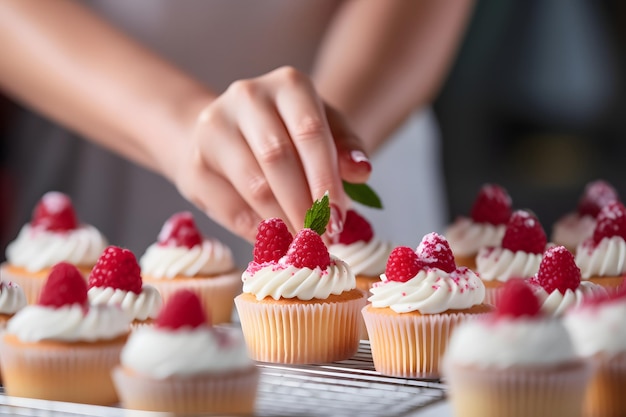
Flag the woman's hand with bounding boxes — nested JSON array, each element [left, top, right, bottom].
[[175, 66, 372, 242]]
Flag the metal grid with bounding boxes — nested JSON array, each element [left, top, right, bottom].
[[0, 342, 447, 417]]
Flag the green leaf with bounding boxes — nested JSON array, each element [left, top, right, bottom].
[[343, 181, 383, 209], [304, 192, 331, 235]]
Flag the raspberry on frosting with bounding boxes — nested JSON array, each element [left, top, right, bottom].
[[496, 279, 541, 319], [155, 289, 208, 330], [157, 211, 203, 249], [530, 246, 580, 294], [416, 232, 456, 273], [88, 246, 143, 294], [501, 210, 547, 254], [577, 180, 619, 217], [253, 217, 293, 263], [469, 184, 512, 225], [39, 262, 88, 308], [284, 228, 331, 269], [590, 201, 626, 246], [336, 209, 374, 245], [30, 191, 79, 232], [384, 246, 424, 282]]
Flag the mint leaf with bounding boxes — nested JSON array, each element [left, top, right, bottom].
[[304, 192, 330, 235], [343, 181, 383, 209]]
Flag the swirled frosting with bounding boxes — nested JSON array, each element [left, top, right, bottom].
[[328, 238, 394, 276], [242, 256, 355, 301], [532, 281, 608, 316], [6, 224, 108, 272], [88, 285, 162, 321], [445, 217, 506, 257], [7, 304, 130, 342], [564, 297, 626, 357], [368, 266, 485, 314], [575, 236, 626, 279], [445, 316, 578, 368], [551, 213, 595, 251], [476, 247, 542, 282], [120, 325, 253, 379], [0, 282, 27, 315], [140, 239, 235, 279]]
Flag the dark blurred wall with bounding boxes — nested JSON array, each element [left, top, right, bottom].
[[435, 0, 626, 235]]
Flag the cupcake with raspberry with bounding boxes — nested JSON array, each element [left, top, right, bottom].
[[444, 279, 593, 417], [445, 184, 513, 270], [552, 180, 619, 253], [0, 282, 27, 328], [1, 191, 108, 303], [363, 232, 492, 379], [575, 201, 626, 291], [0, 262, 130, 405], [113, 289, 259, 415], [140, 212, 241, 324], [529, 246, 607, 316], [476, 210, 548, 305], [235, 196, 366, 364], [563, 282, 626, 417], [88, 246, 162, 328]]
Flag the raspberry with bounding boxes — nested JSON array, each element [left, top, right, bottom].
[[157, 212, 203, 249], [501, 210, 547, 254], [39, 262, 88, 308], [336, 209, 374, 244], [469, 184, 512, 225], [592, 201, 626, 245], [577, 180, 619, 217], [253, 218, 293, 263], [88, 246, 142, 294], [284, 228, 330, 269], [384, 246, 424, 282], [155, 289, 207, 330], [31, 191, 78, 232], [496, 279, 541, 318], [532, 246, 580, 294], [415, 232, 456, 273]]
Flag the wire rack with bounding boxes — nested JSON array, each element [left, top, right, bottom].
[[0, 342, 447, 417]]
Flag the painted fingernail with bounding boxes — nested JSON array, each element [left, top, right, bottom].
[[327, 204, 344, 238], [350, 150, 371, 171]]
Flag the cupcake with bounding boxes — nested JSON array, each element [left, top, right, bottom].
[[575, 201, 626, 291], [445, 184, 512, 270], [476, 209, 547, 305], [113, 289, 259, 415], [1, 191, 108, 303], [0, 262, 130, 405], [363, 232, 492, 379], [444, 279, 593, 417], [563, 283, 626, 417], [88, 246, 162, 328], [140, 212, 241, 324], [529, 245, 607, 316], [552, 180, 619, 253], [235, 201, 366, 364], [0, 281, 27, 328]]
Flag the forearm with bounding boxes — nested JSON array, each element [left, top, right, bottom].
[[0, 0, 215, 182], [313, 0, 474, 154]]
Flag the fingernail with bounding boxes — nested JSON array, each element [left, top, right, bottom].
[[327, 204, 344, 238], [350, 150, 371, 171]]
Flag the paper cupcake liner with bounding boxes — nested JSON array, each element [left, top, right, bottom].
[[362, 306, 486, 379], [355, 276, 380, 340], [234, 292, 366, 364], [444, 360, 593, 417], [145, 272, 242, 324], [484, 285, 502, 306], [113, 365, 259, 415], [583, 352, 626, 417], [0, 335, 125, 405]]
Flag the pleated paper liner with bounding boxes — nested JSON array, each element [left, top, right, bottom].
[[583, 351, 626, 417], [235, 289, 366, 364]]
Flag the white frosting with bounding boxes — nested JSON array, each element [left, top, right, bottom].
[[242, 256, 355, 301], [88, 285, 162, 321], [7, 304, 130, 342], [575, 236, 626, 279], [445, 217, 506, 257], [139, 239, 235, 278], [551, 213, 595, 251], [368, 267, 485, 314], [5, 224, 108, 272], [0, 283, 27, 315], [533, 281, 608, 316], [445, 316, 578, 368], [476, 247, 542, 282], [564, 299, 626, 357], [328, 238, 394, 276], [120, 325, 253, 378]]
